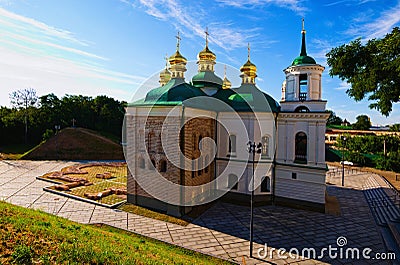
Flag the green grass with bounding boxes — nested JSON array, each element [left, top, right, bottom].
[[0, 201, 232, 265], [119, 203, 190, 226], [327, 125, 353, 130]]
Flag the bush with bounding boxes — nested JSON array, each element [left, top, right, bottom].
[[42, 129, 54, 141], [345, 152, 367, 166]]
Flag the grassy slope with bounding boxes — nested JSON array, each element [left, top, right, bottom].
[[22, 127, 124, 160], [0, 201, 231, 265]]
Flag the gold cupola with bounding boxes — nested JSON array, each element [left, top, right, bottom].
[[240, 43, 257, 84], [159, 54, 171, 86], [222, 65, 232, 89], [197, 28, 216, 72], [169, 32, 187, 79]]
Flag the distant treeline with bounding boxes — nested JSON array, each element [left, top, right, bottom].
[[0, 93, 126, 146]]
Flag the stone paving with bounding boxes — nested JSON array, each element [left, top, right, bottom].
[[0, 160, 396, 264]]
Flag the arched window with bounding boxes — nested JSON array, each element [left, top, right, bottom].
[[294, 106, 310, 112], [295, 132, 307, 163], [205, 155, 209, 173], [160, 160, 167, 172], [139, 157, 145, 169], [261, 176, 271, 192], [228, 174, 238, 190], [261, 136, 269, 158], [228, 135, 236, 156]]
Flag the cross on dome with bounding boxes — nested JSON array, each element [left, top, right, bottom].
[[176, 31, 181, 51]]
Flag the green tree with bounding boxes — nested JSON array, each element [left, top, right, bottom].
[[326, 110, 343, 126], [352, 115, 371, 130], [326, 27, 400, 116], [9, 88, 38, 143], [390, 124, 400, 132]]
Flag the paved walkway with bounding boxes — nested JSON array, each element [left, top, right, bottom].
[[0, 161, 394, 264]]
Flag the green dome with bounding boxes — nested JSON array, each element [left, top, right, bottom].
[[192, 71, 223, 88], [213, 83, 280, 113], [127, 79, 206, 106], [292, 55, 316, 66]]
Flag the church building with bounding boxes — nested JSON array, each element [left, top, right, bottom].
[[124, 21, 329, 217]]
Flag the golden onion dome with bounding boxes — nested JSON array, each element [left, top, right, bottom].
[[240, 59, 257, 78], [198, 46, 216, 61], [169, 50, 187, 65], [160, 68, 171, 79]]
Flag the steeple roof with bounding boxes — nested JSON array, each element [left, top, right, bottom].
[[292, 19, 316, 66]]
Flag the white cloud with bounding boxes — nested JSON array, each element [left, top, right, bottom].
[[345, 1, 400, 39], [0, 7, 145, 106], [0, 7, 89, 46], [127, 0, 259, 51], [335, 81, 350, 91], [216, 0, 307, 14]]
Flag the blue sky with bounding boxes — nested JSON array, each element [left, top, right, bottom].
[[0, 0, 399, 125]]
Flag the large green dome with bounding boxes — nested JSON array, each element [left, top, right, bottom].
[[292, 55, 316, 66]]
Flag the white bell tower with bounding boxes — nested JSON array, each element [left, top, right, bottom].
[[274, 19, 330, 211], [280, 19, 326, 112]]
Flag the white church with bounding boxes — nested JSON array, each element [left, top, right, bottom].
[[124, 21, 329, 217]]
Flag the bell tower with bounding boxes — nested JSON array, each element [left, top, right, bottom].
[[280, 19, 325, 112]]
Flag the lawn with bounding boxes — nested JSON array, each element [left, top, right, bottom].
[[0, 201, 232, 265]]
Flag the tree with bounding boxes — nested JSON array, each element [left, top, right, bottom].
[[326, 110, 343, 126], [326, 27, 400, 116], [390, 124, 400, 132], [9, 88, 38, 143], [352, 115, 371, 130]]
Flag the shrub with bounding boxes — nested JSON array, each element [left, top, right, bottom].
[[42, 129, 54, 141]]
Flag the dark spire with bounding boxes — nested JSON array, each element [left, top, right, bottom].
[[300, 18, 307, 56]]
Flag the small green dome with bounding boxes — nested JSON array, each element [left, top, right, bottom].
[[192, 71, 223, 88], [292, 55, 316, 66]]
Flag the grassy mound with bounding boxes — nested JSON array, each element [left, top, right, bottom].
[[0, 201, 231, 265], [22, 127, 124, 160]]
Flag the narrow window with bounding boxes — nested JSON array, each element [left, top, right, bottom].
[[261, 176, 271, 192], [228, 135, 236, 156], [299, 74, 307, 101], [261, 136, 269, 158], [198, 134, 203, 151], [295, 132, 307, 163], [160, 160, 167, 172], [292, 172, 297, 179], [198, 156, 203, 176], [228, 174, 238, 190], [139, 157, 145, 169], [192, 158, 195, 178]]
